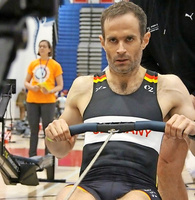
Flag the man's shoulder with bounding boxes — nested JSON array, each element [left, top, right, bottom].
[[74, 75, 93, 83], [159, 73, 181, 82], [71, 75, 94, 92], [158, 73, 189, 95]]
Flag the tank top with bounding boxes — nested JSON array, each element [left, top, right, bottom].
[[81, 70, 163, 188]]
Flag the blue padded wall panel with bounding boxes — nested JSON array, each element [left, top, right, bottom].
[[56, 3, 82, 90], [56, 3, 111, 91]]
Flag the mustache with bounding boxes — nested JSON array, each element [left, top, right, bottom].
[[114, 55, 130, 61]]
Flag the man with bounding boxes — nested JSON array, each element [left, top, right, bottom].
[[129, 0, 195, 199], [45, 2, 195, 200]]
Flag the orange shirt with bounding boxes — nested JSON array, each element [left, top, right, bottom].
[[26, 58, 63, 103]]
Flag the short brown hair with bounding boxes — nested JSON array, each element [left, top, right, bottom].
[[101, 1, 147, 39]]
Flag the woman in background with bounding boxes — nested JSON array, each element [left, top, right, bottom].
[[24, 40, 63, 157]]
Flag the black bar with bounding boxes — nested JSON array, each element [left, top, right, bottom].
[[0, 96, 11, 120], [69, 121, 165, 136], [69, 121, 195, 140], [97, 122, 135, 132], [188, 135, 195, 140], [69, 123, 97, 136], [134, 121, 165, 132]]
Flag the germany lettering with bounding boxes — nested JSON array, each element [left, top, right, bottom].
[[93, 130, 152, 137]]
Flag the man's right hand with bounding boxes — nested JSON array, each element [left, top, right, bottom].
[[45, 119, 76, 158], [45, 119, 72, 142]]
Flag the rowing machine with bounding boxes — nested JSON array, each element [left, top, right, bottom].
[[0, 83, 65, 186]]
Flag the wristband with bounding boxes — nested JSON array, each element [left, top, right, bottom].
[[46, 137, 54, 142]]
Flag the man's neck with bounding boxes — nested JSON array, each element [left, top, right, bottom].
[[106, 66, 146, 95]]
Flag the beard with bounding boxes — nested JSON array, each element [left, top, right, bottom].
[[107, 51, 142, 74]]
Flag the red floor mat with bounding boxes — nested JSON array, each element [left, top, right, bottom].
[[7, 148, 82, 167]]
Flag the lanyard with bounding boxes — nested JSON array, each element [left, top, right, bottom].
[[39, 58, 49, 82]]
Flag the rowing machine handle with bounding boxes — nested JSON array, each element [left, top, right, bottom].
[[188, 135, 195, 140], [69, 121, 195, 140], [69, 121, 165, 136]]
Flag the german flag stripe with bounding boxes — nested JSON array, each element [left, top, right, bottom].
[[144, 73, 158, 83], [93, 73, 158, 83], [93, 74, 107, 83]]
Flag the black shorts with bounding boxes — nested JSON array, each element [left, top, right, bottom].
[[78, 180, 162, 200]]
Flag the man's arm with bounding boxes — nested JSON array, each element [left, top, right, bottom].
[[158, 74, 195, 155], [45, 76, 93, 158]]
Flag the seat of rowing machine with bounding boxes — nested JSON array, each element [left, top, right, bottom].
[[13, 154, 54, 185], [13, 154, 53, 171], [0, 147, 54, 186]]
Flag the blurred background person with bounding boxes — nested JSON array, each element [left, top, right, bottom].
[[24, 39, 63, 157], [56, 90, 67, 117]]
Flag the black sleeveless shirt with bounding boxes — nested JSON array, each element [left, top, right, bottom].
[[81, 70, 163, 188]]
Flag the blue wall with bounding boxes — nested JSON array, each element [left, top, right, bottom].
[[56, 3, 111, 91]]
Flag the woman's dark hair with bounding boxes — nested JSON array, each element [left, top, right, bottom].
[[37, 40, 52, 57]]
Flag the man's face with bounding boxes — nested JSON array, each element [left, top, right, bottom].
[[100, 13, 147, 74]]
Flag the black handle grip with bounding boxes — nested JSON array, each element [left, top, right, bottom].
[[69, 123, 98, 136], [188, 135, 195, 140], [69, 121, 195, 140], [69, 121, 165, 136], [134, 121, 165, 132]]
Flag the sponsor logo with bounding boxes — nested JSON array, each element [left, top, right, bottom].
[[34, 65, 50, 82], [147, 24, 159, 33], [144, 85, 154, 93], [185, 13, 194, 20], [143, 189, 158, 198], [95, 86, 107, 92]]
